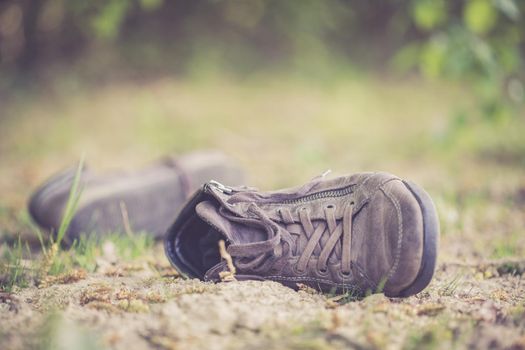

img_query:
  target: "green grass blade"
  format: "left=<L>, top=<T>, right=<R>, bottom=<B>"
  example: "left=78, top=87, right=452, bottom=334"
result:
left=56, top=155, right=85, bottom=246
left=33, top=225, right=47, bottom=255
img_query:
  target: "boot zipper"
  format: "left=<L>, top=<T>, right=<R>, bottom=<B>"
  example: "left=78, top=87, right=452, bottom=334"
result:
left=281, top=184, right=356, bottom=204
left=206, top=180, right=356, bottom=203
left=206, top=180, right=234, bottom=194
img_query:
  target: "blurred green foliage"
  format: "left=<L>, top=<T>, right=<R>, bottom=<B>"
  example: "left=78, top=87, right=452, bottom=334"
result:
left=397, top=0, right=524, bottom=121
left=0, top=0, right=523, bottom=120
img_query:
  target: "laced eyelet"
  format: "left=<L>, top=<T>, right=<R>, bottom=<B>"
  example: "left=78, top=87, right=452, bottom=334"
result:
left=292, top=264, right=308, bottom=276
left=317, top=266, right=329, bottom=277
left=337, top=270, right=352, bottom=280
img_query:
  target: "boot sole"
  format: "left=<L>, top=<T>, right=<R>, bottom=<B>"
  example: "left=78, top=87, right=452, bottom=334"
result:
left=395, top=180, right=439, bottom=297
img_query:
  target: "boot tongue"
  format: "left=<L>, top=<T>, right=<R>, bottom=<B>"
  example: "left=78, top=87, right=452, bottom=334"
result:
left=195, top=200, right=267, bottom=281
left=195, top=200, right=266, bottom=245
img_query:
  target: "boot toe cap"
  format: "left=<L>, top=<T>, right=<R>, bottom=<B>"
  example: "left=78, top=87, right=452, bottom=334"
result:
left=380, top=179, right=426, bottom=296
left=353, top=178, right=429, bottom=296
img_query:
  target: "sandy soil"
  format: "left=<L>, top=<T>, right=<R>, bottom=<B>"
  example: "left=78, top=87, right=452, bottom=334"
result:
left=1, top=251, right=524, bottom=350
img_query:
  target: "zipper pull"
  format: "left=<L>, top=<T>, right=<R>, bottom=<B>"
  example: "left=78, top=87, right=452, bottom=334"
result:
left=206, top=180, right=233, bottom=194
left=321, top=169, right=332, bottom=177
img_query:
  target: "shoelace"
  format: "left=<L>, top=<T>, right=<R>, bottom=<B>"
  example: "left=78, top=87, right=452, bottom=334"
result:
left=225, top=202, right=354, bottom=276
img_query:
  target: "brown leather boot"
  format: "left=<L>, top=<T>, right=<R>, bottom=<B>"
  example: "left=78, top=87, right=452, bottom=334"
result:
left=164, top=172, right=439, bottom=297
left=28, top=151, right=245, bottom=242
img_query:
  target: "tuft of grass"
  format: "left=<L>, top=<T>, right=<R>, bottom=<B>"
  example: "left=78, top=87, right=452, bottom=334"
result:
left=42, top=231, right=155, bottom=277
left=437, top=274, right=463, bottom=297
left=1, top=156, right=156, bottom=291
left=1, top=158, right=85, bottom=290
left=70, top=232, right=154, bottom=272
left=324, top=286, right=363, bottom=305
left=0, top=236, right=32, bottom=291
left=69, top=234, right=99, bottom=273
left=38, top=157, right=85, bottom=280
left=491, top=231, right=522, bottom=259
left=375, top=276, right=387, bottom=294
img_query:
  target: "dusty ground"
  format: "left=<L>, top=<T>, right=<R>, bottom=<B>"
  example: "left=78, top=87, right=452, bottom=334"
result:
left=1, top=76, right=524, bottom=349
left=1, top=256, right=525, bottom=350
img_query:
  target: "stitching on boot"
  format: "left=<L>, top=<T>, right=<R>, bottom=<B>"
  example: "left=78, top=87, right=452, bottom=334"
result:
left=380, top=187, right=403, bottom=281
left=266, top=275, right=359, bottom=289
left=265, top=262, right=375, bottom=289
left=359, top=172, right=375, bottom=189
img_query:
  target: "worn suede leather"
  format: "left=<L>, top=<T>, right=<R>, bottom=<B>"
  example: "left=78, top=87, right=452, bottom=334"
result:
left=165, top=172, right=435, bottom=297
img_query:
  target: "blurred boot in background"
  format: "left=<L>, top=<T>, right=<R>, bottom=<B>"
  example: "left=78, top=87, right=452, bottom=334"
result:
left=28, top=151, right=245, bottom=243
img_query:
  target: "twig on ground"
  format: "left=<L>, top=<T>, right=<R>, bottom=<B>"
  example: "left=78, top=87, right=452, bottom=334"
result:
left=218, top=240, right=237, bottom=282
left=120, top=201, right=134, bottom=238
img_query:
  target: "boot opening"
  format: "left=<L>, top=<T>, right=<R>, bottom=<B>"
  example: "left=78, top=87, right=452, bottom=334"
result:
left=177, top=214, right=224, bottom=277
